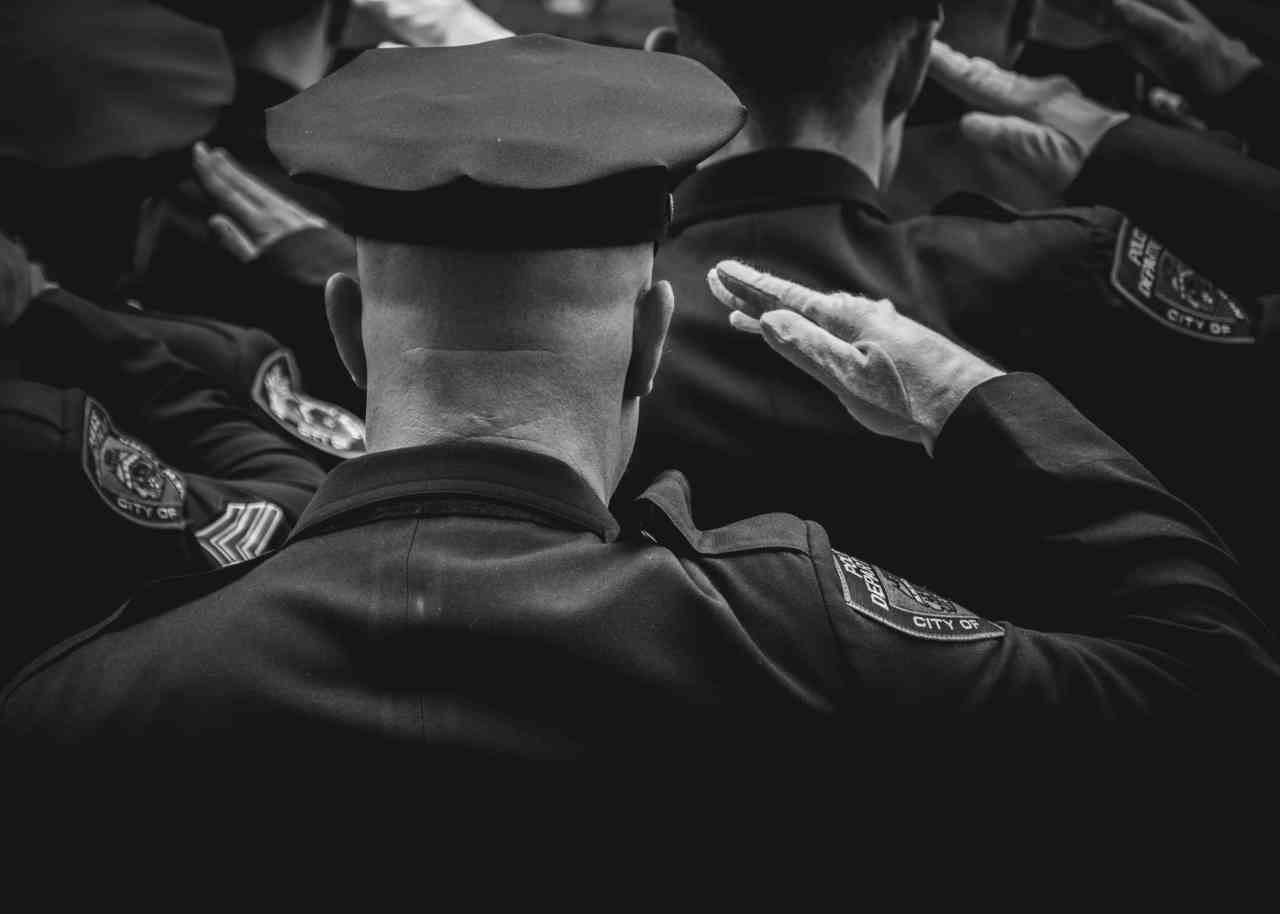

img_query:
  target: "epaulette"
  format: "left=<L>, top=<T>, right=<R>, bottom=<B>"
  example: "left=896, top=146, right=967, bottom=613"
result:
left=624, top=470, right=812, bottom=557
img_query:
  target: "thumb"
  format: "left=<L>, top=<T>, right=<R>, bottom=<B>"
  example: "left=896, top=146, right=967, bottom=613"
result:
left=758, top=310, right=861, bottom=395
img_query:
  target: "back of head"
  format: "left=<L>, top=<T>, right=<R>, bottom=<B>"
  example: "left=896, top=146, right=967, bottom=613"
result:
left=355, top=240, right=653, bottom=383
left=266, top=36, right=745, bottom=479
left=672, top=0, right=941, bottom=141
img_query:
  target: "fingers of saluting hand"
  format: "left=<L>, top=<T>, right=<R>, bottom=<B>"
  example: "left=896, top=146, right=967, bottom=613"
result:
left=193, top=142, right=325, bottom=237
left=193, top=142, right=266, bottom=230
left=208, top=214, right=259, bottom=262
left=707, top=260, right=878, bottom=392
left=708, top=260, right=874, bottom=339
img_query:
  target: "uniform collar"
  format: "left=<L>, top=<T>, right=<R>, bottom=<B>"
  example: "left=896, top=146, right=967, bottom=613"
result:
left=291, top=441, right=621, bottom=543
left=671, top=148, right=886, bottom=235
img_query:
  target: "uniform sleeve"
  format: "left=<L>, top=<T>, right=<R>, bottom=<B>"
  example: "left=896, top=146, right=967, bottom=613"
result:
left=810, top=373, right=1280, bottom=722
left=132, top=183, right=362, bottom=412
left=1068, top=116, right=1280, bottom=302
left=0, top=377, right=314, bottom=680
left=1212, top=60, right=1280, bottom=171
left=6, top=288, right=325, bottom=499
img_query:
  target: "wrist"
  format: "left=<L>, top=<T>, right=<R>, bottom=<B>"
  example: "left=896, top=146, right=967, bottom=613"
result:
left=922, top=365, right=1006, bottom=455
left=1040, top=94, right=1131, bottom=157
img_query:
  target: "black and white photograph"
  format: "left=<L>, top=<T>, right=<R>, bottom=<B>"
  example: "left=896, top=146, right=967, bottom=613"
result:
left=3, top=0, right=1279, bottom=830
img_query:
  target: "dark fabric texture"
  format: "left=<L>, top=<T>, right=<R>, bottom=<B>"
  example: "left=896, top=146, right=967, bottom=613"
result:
left=111, top=307, right=351, bottom=468
left=3, top=376, right=1275, bottom=771
left=0, top=287, right=324, bottom=681
left=1209, top=60, right=1280, bottom=171
left=0, top=0, right=233, bottom=167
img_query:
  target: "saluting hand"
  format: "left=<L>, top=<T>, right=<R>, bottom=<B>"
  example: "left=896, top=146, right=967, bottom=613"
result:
left=193, top=142, right=329, bottom=263
left=929, top=40, right=1130, bottom=191
left=708, top=261, right=1003, bottom=454
left=1112, top=0, right=1262, bottom=98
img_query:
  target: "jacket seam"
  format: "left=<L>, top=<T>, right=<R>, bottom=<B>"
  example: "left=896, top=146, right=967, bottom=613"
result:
left=803, top=521, right=858, bottom=700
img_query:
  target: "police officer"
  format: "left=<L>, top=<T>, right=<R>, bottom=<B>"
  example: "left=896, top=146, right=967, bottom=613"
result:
left=0, top=233, right=325, bottom=682
left=3, top=38, right=1275, bottom=775
left=624, top=0, right=1280, bottom=609
left=887, top=0, right=1065, bottom=218
left=132, top=1, right=364, bottom=413
left=0, top=0, right=234, bottom=304
left=0, top=1, right=363, bottom=464
left=127, top=144, right=368, bottom=466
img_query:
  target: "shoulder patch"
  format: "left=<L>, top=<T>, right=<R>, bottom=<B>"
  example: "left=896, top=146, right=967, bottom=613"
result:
left=832, top=550, right=1003, bottom=643
left=1111, top=220, right=1255, bottom=344
left=252, top=350, right=366, bottom=459
left=195, top=501, right=285, bottom=568
left=81, top=398, right=187, bottom=529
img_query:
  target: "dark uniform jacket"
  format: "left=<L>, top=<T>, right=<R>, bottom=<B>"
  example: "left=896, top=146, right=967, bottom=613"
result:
left=130, top=67, right=362, bottom=413
left=4, top=375, right=1276, bottom=766
left=115, top=308, right=366, bottom=467
left=625, top=146, right=1280, bottom=607
left=0, top=287, right=325, bottom=680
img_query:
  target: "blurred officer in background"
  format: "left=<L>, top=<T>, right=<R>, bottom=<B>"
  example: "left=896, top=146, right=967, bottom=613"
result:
left=0, top=1, right=363, bottom=465
left=887, top=0, right=1064, bottom=217
left=0, top=232, right=324, bottom=683
left=626, top=0, right=1280, bottom=609
left=0, top=0, right=234, bottom=303
left=4, top=39, right=1275, bottom=781
left=134, top=1, right=364, bottom=414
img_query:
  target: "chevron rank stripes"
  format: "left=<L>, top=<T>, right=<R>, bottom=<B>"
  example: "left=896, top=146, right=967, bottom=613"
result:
left=195, top=501, right=285, bottom=568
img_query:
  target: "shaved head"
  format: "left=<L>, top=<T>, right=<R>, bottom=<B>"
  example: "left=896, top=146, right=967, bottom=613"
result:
left=327, top=240, right=674, bottom=499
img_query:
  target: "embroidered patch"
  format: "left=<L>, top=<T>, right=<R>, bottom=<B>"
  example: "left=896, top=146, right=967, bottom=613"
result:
left=195, top=501, right=284, bottom=567
left=832, top=551, right=1003, bottom=643
left=252, top=350, right=366, bottom=459
left=1111, top=221, right=1255, bottom=343
left=82, top=398, right=187, bottom=529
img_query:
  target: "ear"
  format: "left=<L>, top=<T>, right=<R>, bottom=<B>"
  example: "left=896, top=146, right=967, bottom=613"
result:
left=625, top=280, right=675, bottom=399
left=643, top=26, right=679, bottom=54
left=886, top=13, right=944, bottom=121
left=325, top=272, right=367, bottom=389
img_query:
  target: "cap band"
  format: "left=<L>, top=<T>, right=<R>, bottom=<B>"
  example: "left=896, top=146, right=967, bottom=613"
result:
left=330, top=169, right=676, bottom=248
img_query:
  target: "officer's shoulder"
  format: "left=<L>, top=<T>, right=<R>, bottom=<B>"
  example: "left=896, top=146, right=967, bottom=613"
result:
left=1, top=555, right=268, bottom=706
left=624, top=470, right=814, bottom=558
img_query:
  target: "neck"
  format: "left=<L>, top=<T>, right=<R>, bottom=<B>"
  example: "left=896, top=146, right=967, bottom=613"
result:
left=702, top=100, right=891, bottom=188
left=364, top=355, right=625, bottom=506
left=234, top=9, right=332, bottom=92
